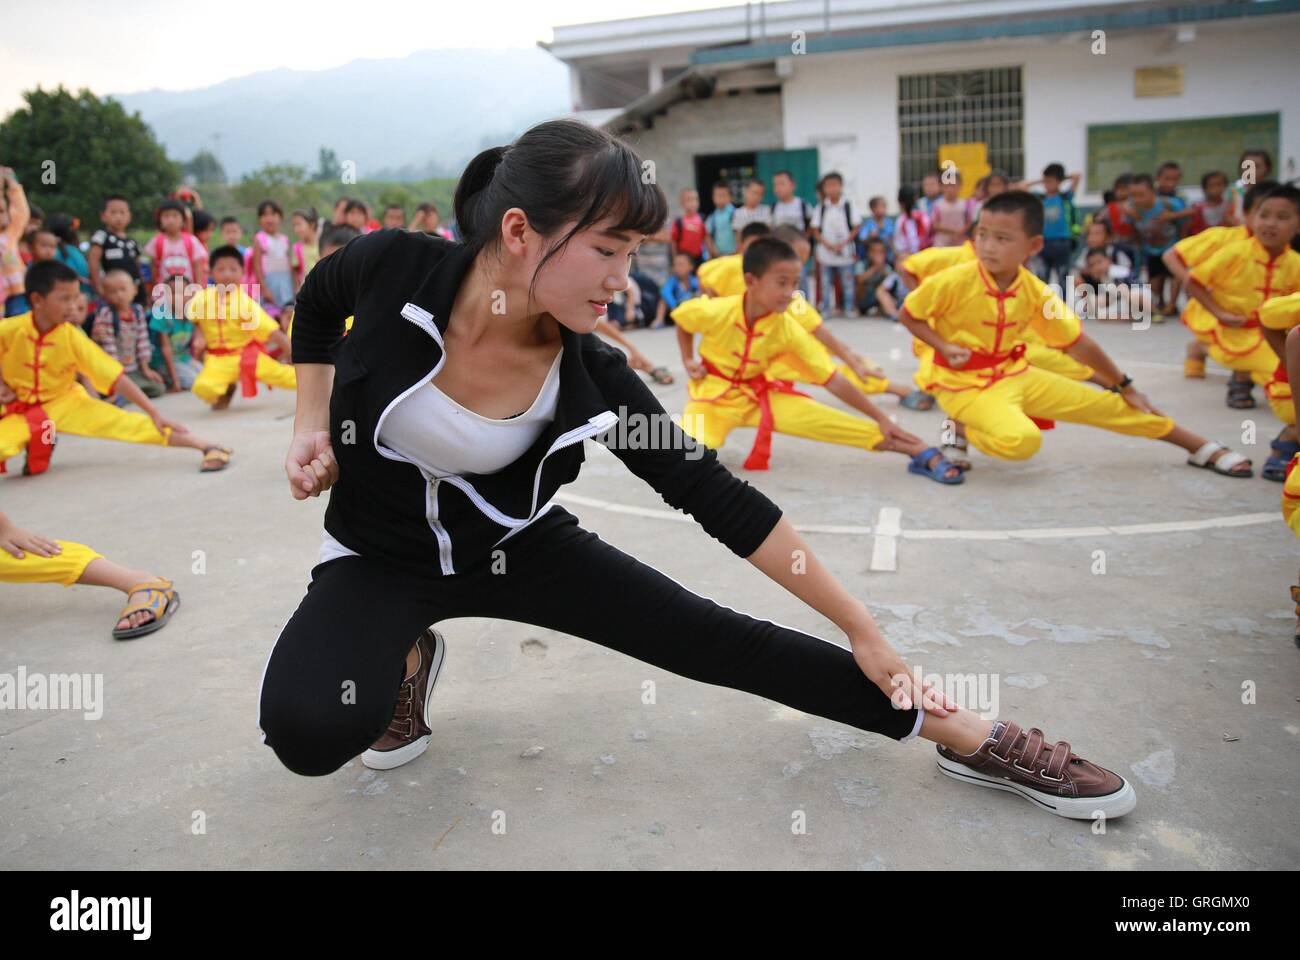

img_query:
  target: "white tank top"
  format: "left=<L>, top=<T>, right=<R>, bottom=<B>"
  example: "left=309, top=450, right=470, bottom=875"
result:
left=318, top=347, right=563, bottom=564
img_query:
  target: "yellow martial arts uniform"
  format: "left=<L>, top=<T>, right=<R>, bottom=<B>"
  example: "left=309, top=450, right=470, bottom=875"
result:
left=1283, top=455, right=1300, bottom=539
left=0, top=312, right=171, bottom=474
left=1259, top=291, right=1300, bottom=424
left=697, top=255, right=745, bottom=297
left=767, top=296, right=890, bottom=394
left=902, top=242, right=1091, bottom=389
left=0, top=540, right=102, bottom=585
left=672, top=293, right=883, bottom=470
left=903, top=261, right=1173, bottom=461
left=1184, top=237, right=1300, bottom=384
left=1171, top=224, right=1251, bottom=271
left=186, top=286, right=297, bottom=405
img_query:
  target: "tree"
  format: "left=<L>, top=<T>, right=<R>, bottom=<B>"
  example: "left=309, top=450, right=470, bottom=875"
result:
left=234, top=163, right=309, bottom=208
left=0, top=86, right=179, bottom=236
left=313, top=147, right=341, bottom=183
left=183, top=149, right=226, bottom=185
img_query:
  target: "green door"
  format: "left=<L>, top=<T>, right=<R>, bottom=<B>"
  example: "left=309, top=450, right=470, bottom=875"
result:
left=755, top=148, right=820, bottom=204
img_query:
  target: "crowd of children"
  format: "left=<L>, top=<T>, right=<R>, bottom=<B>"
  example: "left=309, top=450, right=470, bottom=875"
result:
left=3, top=151, right=1299, bottom=644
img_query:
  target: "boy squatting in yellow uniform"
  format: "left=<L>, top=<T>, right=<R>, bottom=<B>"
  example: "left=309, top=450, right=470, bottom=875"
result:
left=187, top=287, right=297, bottom=405
left=900, top=240, right=1095, bottom=392
left=896, top=191, right=1253, bottom=476
left=0, top=511, right=180, bottom=639
left=1181, top=186, right=1300, bottom=413
left=671, top=237, right=968, bottom=483
left=187, top=247, right=297, bottom=407
left=696, top=249, right=900, bottom=399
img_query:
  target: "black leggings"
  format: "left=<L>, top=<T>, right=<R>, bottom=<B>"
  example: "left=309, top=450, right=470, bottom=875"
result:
left=258, top=507, right=921, bottom=776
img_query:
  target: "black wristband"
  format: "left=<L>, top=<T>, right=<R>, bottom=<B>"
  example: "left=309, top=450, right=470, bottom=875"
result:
left=1108, top=374, right=1133, bottom=393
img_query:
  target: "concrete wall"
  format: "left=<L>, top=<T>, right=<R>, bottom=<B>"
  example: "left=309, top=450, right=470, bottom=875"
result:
left=781, top=14, right=1300, bottom=208
left=617, top=88, right=785, bottom=213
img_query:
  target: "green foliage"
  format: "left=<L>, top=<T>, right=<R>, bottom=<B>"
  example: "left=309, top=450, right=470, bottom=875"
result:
left=182, top=149, right=226, bottom=184
left=0, top=85, right=179, bottom=235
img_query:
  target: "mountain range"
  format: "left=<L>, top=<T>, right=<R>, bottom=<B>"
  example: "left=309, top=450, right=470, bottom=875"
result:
left=113, top=47, right=571, bottom=181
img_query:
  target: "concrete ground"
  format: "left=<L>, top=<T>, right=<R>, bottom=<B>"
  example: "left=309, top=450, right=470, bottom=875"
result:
left=2, top=317, right=1297, bottom=870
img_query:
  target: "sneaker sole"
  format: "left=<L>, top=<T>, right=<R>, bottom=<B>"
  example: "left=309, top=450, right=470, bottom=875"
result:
left=936, top=753, right=1137, bottom=820
left=361, top=629, right=447, bottom=771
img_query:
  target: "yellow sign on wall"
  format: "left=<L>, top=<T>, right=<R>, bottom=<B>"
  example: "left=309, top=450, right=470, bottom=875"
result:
left=938, top=142, right=990, bottom=198
left=1135, top=65, right=1184, bottom=98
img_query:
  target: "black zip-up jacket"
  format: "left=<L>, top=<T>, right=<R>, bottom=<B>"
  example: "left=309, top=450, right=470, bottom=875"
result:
left=290, top=228, right=783, bottom=576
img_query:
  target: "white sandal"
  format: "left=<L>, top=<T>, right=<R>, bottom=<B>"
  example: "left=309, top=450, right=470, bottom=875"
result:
left=1187, top=441, right=1253, bottom=478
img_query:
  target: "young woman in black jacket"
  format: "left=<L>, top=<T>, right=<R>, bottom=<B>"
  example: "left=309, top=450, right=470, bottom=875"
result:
left=259, top=120, right=1135, bottom=821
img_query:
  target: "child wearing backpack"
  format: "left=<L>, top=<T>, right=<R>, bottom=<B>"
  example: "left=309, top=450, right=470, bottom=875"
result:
left=1015, top=163, right=1080, bottom=287
left=669, top=190, right=706, bottom=268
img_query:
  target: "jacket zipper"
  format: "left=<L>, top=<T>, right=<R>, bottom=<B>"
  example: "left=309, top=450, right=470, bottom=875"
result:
left=374, top=302, right=456, bottom=574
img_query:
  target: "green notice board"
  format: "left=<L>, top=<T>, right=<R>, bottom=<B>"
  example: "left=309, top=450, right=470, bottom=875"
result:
left=1086, top=113, right=1279, bottom=194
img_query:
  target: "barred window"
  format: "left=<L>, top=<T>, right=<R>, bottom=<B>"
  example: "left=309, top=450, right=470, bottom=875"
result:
left=898, top=67, right=1024, bottom=186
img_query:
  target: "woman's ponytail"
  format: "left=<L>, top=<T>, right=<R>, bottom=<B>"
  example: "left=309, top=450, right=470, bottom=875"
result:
left=453, top=145, right=507, bottom=251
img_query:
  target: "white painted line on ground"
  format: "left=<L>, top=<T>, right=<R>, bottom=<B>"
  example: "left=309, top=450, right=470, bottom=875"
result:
left=869, top=507, right=901, bottom=572
left=553, top=492, right=1277, bottom=541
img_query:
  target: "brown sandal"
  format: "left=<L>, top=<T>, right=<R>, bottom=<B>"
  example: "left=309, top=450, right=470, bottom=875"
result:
left=200, top=446, right=232, bottom=472
left=112, top=578, right=180, bottom=639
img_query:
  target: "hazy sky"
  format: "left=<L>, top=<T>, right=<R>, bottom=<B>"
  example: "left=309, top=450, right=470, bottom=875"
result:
left=0, top=0, right=737, bottom=115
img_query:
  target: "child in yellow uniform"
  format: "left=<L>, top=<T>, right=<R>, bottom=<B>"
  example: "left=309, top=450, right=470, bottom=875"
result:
left=1259, top=289, right=1300, bottom=480
left=188, top=245, right=297, bottom=408
left=1278, top=324, right=1300, bottom=646
left=1185, top=185, right=1300, bottom=413
left=898, top=191, right=1252, bottom=476
left=673, top=237, right=967, bottom=483
left=0, top=511, right=180, bottom=638
left=0, top=261, right=230, bottom=474
left=1166, top=179, right=1276, bottom=378
left=695, top=221, right=771, bottom=296
left=763, top=225, right=928, bottom=408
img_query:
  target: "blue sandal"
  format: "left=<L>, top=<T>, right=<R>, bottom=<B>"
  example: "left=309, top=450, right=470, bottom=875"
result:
left=900, top=390, right=936, bottom=411
left=907, top=446, right=965, bottom=484
left=1263, top=438, right=1299, bottom=483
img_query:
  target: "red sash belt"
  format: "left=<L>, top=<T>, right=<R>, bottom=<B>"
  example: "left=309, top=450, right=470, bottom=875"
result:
left=929, top=341, right=1054, bottom=429
left=207, top=341, right=268, bottom=397
left=701, top=358, right=810, bottom=471
left=1272, top=362, right=1289, bottom=385
left=932, top=341, right=1027, bottom=371
left=1, top=401, right=54, bottom=474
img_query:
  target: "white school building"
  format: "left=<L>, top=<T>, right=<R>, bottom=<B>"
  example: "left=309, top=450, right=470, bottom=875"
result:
left=541, top=0, right=1300, bottom=213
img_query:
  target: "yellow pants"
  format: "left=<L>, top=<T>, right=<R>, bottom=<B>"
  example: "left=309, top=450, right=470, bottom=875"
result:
left=936, top=366, right=1175, bottom=461
left=0, top=540, right=103, bottom=585
left=192, top=352, right=298, bottom=405
left=1267, top=378, right=1294, bottom=425
left=682, top=390, right=884, bottom=453
left=0, top=383, right=171, bottom=467
left=1283, top=456, right=1300, bottom=539
left=1204, top=335, right=1276, bottom=384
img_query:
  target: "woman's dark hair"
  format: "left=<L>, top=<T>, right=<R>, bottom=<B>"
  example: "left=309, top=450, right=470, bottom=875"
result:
left=453, top=119, right=668, bottom=295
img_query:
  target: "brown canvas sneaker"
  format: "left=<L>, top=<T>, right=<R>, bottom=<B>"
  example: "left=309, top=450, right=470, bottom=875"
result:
left=362, top=628, right=447, bottom=771
left=936, top=720, right=1136, bottom=820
